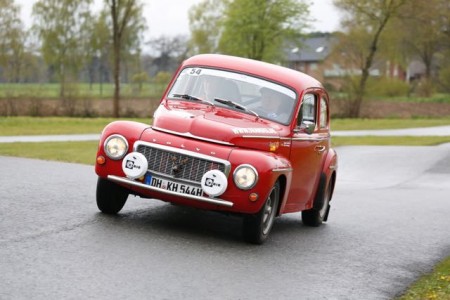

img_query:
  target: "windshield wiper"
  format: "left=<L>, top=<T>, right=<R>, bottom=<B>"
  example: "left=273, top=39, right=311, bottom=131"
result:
left=214, top=98, right=259, bottom=118
left=172, top=94, right=214, bottom=106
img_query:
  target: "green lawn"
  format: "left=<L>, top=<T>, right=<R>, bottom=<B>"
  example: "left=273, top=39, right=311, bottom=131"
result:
left=0, top=141, right=99, bottom=165
left=0, top=117, right=150, bottom=136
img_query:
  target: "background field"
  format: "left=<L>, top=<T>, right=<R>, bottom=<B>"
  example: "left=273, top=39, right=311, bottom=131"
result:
left=0, top=83, right=167, bottom=99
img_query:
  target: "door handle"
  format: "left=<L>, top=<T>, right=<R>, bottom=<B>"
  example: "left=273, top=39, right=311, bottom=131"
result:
left=315, top=145, right=326, bottom=153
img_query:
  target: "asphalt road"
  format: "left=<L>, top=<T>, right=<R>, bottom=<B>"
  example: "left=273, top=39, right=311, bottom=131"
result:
left=1, top=144, right=450, bottom=300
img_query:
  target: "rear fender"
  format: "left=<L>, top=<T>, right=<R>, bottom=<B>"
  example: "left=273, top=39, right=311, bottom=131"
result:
left=321, top=148, right=338, bottom=200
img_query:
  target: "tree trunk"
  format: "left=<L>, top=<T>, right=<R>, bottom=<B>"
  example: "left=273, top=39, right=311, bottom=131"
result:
left=111, top=0, right=120, bottom=118
left=113, top=44, right=120, bottom=118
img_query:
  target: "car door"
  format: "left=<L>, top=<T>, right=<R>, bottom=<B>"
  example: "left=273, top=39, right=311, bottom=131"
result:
left=284, top=92, right=329, bottom=212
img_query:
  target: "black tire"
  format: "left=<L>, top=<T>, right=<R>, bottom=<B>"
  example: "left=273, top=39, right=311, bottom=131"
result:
left=96, top=177, right=129, bottom=214
left=302, top=177, right=331, bottom=227
left=243, top=181, right=280, bottom=244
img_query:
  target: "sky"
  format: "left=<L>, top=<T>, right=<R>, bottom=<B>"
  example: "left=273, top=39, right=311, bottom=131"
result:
left=17, top=0, right=341, bottom=39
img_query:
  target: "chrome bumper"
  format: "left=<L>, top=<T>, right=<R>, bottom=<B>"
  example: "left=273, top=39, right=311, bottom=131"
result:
left=107, top=175, right=234, bottom=208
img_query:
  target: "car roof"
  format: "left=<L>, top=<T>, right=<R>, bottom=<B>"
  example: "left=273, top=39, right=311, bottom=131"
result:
left=181, top=54, right=323, bottom=93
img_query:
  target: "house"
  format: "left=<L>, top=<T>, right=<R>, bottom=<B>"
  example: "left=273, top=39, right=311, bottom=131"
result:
left=284, top=34, right=423, bottom=90
left=285, top=34, right=336, bottom=83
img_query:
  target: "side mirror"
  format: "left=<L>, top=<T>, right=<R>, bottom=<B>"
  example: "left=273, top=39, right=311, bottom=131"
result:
left=299, top=121, right=315, bottom=135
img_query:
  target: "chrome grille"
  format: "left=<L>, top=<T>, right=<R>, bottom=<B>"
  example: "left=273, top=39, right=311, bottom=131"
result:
left=136, top=144, right=227, bottom=184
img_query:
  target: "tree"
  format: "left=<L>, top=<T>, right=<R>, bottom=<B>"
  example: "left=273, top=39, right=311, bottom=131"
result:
left=105, top=0, right=146, bottom=118
left=395, top=0, right=450, bottom=96
left=33, top=0, right=93, bottom=97
left=188, top=0, right=225, bottom=54
left=188, top=0, right=310, bottom=62
left=0, top=0, right=26, bottom=83
left=219, top=0, right=310, bottom=62
left=333, top=0, right=407, bottom=117
left=439, top=3, right=450, bottom=92
left=87, top=11, right=112, bottom=94
left=148, top=35, right=189, bottom=73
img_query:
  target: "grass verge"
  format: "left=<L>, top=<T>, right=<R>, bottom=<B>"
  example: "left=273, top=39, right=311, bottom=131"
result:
left=0, top=141, right=99, bottom=165
left=0, top=117, right=149, bottom=136
left=397, top=256, right=450, bottom=300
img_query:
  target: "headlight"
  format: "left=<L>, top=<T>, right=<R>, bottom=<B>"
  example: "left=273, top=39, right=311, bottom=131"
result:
left=104, top=134, right=128, bottom=160
left=233, top=164, right=258, bottom=190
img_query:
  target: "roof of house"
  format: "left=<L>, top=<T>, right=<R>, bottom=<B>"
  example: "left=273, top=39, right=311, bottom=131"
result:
left=287, top=35, right=336, bottom=63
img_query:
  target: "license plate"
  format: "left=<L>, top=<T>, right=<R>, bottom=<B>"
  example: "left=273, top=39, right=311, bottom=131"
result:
left=144, top=174, right=203, bottom=197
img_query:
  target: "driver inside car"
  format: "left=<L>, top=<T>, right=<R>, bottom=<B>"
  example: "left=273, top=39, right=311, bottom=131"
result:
left=259, top=87, right=289, bottom=122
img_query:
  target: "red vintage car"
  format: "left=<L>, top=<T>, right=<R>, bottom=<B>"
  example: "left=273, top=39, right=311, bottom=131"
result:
left=95, top=54, right=338, bottom=244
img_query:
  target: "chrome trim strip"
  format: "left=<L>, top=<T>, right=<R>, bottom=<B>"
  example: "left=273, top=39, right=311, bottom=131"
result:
left=292, top=136, right=329, bottom=142
left=272, top=168, right=293, bottom=173
left=152, top=126, right=234, bottom=146
left=241, top=135, right=280, bottom=139
left=108, top=175, right=234, bottom=207
left=133, top=140, right=232, bottom=176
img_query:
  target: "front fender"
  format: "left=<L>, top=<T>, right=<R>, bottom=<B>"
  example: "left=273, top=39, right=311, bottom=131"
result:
left=227, top=149, right=292, bottom=214
left=95, top=121, right=151, bottom=178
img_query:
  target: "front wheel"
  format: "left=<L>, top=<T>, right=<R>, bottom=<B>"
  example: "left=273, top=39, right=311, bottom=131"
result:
left=96, top=177, right=129, bottom=214
left=243, top=181, right=280, bottom=244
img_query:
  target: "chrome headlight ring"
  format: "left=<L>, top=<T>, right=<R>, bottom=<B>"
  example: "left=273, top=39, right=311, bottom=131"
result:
left=104, top=134, right=129, bottom=160
left=233, top=164, right=258, bottom=190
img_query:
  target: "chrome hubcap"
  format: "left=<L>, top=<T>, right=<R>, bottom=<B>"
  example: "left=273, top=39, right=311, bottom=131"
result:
left=262, top=189, right=275, bottom=235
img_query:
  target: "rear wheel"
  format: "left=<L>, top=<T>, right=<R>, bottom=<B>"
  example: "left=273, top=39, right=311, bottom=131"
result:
left=302, top=180, right=330, bottom=227
left=96, top=177, right=129, bottom=214
left=243, top=181, right=280, bottom=244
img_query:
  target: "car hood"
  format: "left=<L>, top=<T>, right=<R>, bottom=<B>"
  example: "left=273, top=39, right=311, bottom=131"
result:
left=150, top=101, right=287, bottom=148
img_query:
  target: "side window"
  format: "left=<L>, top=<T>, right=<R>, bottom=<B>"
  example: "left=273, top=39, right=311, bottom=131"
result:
left=297, top=93, right=317, bottom=127
left=320, top=96, right=328, bottom=129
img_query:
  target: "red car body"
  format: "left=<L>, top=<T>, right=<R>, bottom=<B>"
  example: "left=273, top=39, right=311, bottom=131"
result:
left=95, top=54, right=337, bottom=244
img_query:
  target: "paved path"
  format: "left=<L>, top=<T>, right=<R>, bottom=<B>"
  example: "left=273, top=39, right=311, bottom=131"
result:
left=332, top=125, right=450, bottom=137
left=0, top=126, right=449, bottom=143
left=0, top=134, right=100, bottom=143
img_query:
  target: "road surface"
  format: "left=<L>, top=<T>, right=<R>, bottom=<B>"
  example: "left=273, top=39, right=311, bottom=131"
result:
left=1, top=144, right=450, bottom=299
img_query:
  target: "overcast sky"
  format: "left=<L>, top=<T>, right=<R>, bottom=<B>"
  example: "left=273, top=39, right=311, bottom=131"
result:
left=17, top=0, right=341, bottom=38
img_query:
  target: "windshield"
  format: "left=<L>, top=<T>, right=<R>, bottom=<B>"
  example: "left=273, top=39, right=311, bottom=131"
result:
left=167, top=67, right=297, bottom=125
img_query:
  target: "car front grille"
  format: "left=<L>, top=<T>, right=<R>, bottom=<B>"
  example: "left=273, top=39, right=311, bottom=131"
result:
left=135, top=143, right=228, bottom=184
